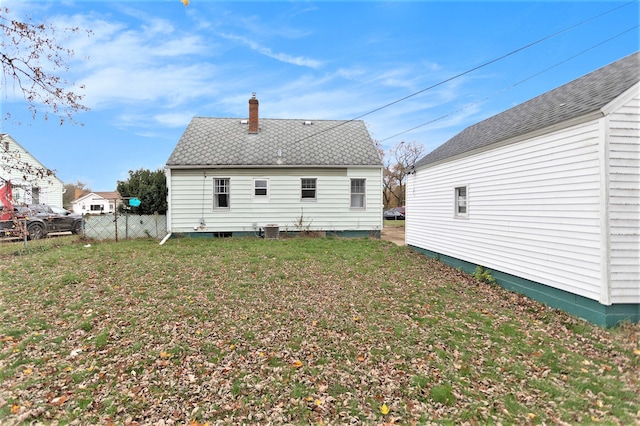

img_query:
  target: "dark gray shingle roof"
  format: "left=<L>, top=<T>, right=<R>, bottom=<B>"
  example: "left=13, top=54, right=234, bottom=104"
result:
left=415, top=51, right=640, bottom=168
left=166, top=118, right=382, bottom=167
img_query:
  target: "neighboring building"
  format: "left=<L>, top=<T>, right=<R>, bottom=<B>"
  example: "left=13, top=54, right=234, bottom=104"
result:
left=165, top=95, right=383, bottom=237
left=0, top=134, right=64, bottom=207
left=406, top=52, right=639, bottom=327
left=71, top=191, right=122, bottom=215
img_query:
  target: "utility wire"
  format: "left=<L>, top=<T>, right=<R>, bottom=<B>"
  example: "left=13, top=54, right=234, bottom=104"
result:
left=294, top=0, right=636, bottom=144
left=378, top=25, right=640, bottom=143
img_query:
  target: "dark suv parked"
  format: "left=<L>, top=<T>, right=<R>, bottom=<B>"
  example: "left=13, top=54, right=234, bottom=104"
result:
left=2, top=204, right=84, bottom=240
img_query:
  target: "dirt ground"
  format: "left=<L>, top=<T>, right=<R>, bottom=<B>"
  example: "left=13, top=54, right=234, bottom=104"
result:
left=381, top=225, right=405, bottom=246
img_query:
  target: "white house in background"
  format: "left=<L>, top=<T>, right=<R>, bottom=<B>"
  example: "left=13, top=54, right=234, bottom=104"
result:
left=165, top=95, right=383, bottom=237
left=406, top=52, right=639, bottom=327
left=0, top=134, right=64, bottom=207
left=71, top=191, right=121, bottom=215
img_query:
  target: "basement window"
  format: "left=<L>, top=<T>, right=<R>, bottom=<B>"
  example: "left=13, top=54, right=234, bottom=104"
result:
left=455, top=185, right=468, bottom=218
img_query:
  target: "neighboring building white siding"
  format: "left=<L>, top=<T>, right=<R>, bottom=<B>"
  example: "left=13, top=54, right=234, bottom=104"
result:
left=607, top=91, right=640, bottom=304
left=71, top=194, right=119, bottom=215
left=168, top=167, right=382, bottom=234
left=0, top=134, right=63, bottom=207
left=407, top=120, right=604, bottom=301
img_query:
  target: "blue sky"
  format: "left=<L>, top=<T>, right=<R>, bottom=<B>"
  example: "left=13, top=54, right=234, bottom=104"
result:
left=1, top=1, right=638, bottom=191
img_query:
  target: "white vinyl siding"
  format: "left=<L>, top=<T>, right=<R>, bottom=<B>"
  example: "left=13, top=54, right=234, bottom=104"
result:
left=168, top=167, right=382, bottom=233
left=407, top=120, right=604, bottom=301
left=0, top=135, right=64, bottom=207
left=607, top=91, right=640, bottom=304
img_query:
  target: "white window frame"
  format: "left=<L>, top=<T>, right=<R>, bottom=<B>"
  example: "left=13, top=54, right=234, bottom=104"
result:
left=253, top=178, right=269, bottom=199
left=454, top=185, right=468, bottom=218
left=214, top=178, right=230, bottom=209
left=350, top=178, right=366, bottom=209
left=301, top=178, right=317, bottom=201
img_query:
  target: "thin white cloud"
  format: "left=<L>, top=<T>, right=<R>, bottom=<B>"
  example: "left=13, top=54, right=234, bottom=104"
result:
left=218, top=32, right=324, bottom=69
left=152, top=112, right=195, bottom=128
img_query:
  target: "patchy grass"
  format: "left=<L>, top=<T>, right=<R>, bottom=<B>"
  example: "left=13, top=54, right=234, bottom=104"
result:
left=383, top=219, right=405, bottom=228
left=0, top=237, right=638, bottom=425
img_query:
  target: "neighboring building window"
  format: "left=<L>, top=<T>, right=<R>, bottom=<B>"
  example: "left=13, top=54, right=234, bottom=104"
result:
left=455, top=186, right=468, bottom=217
left=90, top=204, right=102, bottom=212
left=253, top=179, right=269, bottom=197
left=301, top=178, right=317, bottom=200
left=214, top=178, right=230, bottom=208
left=350, top=179, right=366, bottom=209
left=31, top=187, right=40, bottom=204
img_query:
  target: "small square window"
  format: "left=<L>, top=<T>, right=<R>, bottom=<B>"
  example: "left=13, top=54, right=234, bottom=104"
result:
left=254, top=179, right=269, bottom=197
left=455, top=186, right=468, bottom=217
left=301, top=178, right=317, bottom=200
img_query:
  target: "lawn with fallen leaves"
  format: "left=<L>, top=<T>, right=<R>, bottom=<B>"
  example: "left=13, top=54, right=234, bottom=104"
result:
left=0, top=236, right=638, bottom=425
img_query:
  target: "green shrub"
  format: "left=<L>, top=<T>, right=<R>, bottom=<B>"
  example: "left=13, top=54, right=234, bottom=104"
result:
left=472, top=266, right=496, bottom=284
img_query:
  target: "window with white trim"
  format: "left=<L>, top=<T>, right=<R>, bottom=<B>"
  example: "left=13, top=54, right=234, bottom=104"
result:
left=350, top=178, right=366, bottom=209
left=253, top=178, right=269, bottom=198
left=301, top=178, right=317, bottom=200
left=214, top=178, right=230, bottom=208
left=455, top=185, right=468, bottom=217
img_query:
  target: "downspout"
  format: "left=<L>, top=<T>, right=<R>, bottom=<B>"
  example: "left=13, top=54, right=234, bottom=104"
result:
left=160, top=232, right=172, bottom=245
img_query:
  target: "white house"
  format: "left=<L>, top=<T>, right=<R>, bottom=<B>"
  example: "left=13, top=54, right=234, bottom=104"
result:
left=71, top=191, right=121, bottom=215
left=0, top=134, right=64, bottom=207
left=406, top=52, right=639, bottom=327
left=165, top=95, right=383, bottom=237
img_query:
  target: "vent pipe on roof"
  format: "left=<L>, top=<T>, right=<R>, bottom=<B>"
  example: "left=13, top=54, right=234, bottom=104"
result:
left=248, top=93, right=259, bottom=134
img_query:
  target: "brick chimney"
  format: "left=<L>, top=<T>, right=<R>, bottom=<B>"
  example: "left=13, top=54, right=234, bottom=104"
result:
left=248, top=93, right=259, bottom=134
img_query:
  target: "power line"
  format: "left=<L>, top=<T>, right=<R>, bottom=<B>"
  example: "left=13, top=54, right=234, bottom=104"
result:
left=294, top=0, right=636, bottom=144
left=379, top=25, right=640, bottom=144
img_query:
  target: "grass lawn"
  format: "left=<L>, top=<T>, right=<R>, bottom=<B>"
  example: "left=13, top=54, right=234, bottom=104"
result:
left=0, top=236, right=638, bottom=425
left=383, top=219, right=405, bottom=228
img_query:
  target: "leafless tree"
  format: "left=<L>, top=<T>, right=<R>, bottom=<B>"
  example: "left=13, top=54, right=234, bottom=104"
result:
left=63, top=181, right=91, bottom=208
left=1, top=7, right=91, bottom=125
left=384, top=141, right=425, bottom=208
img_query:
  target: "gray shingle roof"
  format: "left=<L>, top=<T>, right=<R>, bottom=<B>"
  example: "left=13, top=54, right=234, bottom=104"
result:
left=415, top=51, right=640, bottom=168
left=166, top=118, right=382, bottom=167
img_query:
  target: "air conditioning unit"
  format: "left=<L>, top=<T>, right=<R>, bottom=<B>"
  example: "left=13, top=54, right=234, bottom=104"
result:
left=264, top=224, right=279, bottom=239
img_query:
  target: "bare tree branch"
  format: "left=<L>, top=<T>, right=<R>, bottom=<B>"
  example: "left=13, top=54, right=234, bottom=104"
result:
left=384, top=141, right=425, bottom=207
left=0, top=7, right=91, bottom=125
